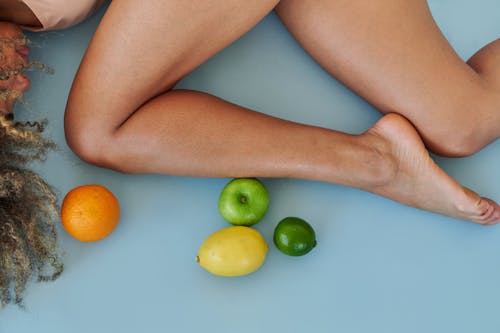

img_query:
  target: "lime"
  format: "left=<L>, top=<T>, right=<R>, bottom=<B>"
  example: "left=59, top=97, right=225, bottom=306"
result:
left=273, top=217, right=317, bottom=256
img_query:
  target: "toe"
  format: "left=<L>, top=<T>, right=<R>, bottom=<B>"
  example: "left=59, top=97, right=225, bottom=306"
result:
left=475, top=198, right=500, bottom=225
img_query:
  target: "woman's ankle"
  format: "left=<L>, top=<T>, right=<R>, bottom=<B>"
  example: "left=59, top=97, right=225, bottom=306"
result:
left=353, top=129, right=398, bottom=189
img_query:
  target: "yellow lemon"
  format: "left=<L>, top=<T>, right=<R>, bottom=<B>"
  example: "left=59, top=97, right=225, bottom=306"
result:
left=197, top=226, right=268, bottom=277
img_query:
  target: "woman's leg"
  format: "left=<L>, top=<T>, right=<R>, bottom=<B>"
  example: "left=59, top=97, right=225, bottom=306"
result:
left=65, top=0, right=500, bottom=224
left=276, top=0, right=500, bottom=156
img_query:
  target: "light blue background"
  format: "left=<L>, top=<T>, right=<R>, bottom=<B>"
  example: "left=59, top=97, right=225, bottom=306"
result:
left=2, top=2, right=500, bottom=332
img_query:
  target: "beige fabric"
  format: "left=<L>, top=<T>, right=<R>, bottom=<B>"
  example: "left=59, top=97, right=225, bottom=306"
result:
left=21, top=0, right=106, bottom=31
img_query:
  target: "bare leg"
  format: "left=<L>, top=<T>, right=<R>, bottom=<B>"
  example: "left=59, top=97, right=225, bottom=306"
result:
left=65, top=0, right=500, bottom=224
left=276, top=0, right=500, bottom=156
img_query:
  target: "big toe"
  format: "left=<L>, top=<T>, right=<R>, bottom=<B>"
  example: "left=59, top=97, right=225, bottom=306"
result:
left=475, top=198, right=500, bottom=225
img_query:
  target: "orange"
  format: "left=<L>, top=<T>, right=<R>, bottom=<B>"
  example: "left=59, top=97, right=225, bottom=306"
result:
left=61, top=184, right=120, bottom=242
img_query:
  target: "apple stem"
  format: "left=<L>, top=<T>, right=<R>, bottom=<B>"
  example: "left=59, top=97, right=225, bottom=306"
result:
left=240, top=196, right=247, bottom=204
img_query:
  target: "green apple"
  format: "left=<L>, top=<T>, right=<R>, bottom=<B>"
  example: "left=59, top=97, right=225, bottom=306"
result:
left=218, top=178, right=270, bottom=226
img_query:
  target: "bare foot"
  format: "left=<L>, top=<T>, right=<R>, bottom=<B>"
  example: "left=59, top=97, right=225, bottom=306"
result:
left=362, top=113, right=500, bottom=225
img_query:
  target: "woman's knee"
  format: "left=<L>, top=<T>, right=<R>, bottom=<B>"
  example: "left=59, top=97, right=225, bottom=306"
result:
left=424, top=128, right=485, bottom=157
left=467, top=39, right=500, bottom=86
left=419, top=91, right=499, bottom=157
left=64, top=105, right=116, bottom=168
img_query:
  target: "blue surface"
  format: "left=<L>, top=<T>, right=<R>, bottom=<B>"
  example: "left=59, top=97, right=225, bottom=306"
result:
left=2, top=2, right=500, bottom=332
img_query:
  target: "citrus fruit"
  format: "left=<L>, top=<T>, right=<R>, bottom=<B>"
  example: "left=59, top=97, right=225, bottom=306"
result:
left=197, top=226, right=268, bottom=276
left=273, top=217, right=317, bottom=256
left=218, top=178, right=270, bottom=226
left=61, top=184, right=120, bottom=242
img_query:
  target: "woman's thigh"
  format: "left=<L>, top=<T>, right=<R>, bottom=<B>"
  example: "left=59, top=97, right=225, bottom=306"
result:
left=66, top=0, right=279, bottom=131
left=276, top=0, right=498, bottom=155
